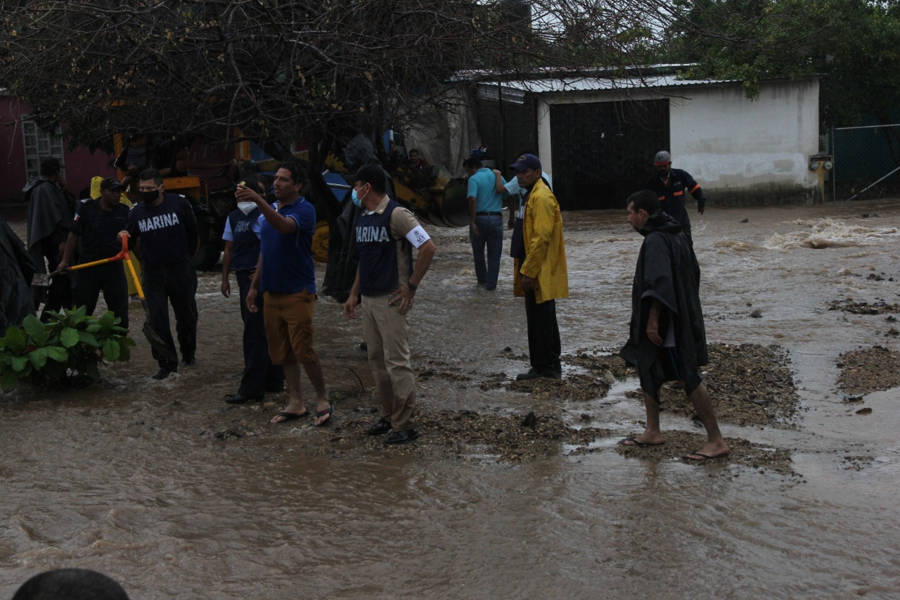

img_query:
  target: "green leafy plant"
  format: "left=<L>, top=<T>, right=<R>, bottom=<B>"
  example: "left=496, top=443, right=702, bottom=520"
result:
left=0, top=307, right=135, bottom=390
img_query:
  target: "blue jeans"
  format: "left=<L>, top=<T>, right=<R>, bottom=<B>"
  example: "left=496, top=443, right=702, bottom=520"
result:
left=470, top=214, right=503, bottom=290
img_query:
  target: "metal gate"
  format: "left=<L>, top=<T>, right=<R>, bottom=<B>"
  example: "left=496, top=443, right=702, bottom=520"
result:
left=550, top=99, right=669, bottom=210
left=831, top=122, right=900, bottom=201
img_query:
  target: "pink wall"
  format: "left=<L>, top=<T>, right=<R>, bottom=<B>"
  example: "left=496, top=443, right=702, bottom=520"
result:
left=0, top=95, right=116, bottom=204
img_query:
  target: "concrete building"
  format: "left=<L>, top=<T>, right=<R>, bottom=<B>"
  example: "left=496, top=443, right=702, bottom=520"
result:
left=431, top=67, right=822, bottom=210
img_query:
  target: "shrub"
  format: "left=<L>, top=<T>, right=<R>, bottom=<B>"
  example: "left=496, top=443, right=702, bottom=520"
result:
left=0, top=308, right=135, bottom=390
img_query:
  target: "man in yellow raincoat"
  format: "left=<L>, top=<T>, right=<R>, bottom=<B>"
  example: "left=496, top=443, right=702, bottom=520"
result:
left=509, top=153, right=568, bottom=380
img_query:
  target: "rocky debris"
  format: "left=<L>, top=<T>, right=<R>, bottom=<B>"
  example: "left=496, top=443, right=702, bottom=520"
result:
left=659, top=344, right=800, bottom=426
left=866, top=272, right=893, bottom=281
left=325, top=410, right=572, bottom=461
left=210, top=406, right=797, bottom=475
left=208, top=343, right=802, bottom=473
left=564, top=350, right=634, bottom=380
left=828, top=298, right=900, bottom=315
left=607, top=431, right=795, bottom=476
left=837, top=346, right=900, bottom=395
left=842, top=455, right=874, bottom=471
left=508, top=374, right=610, bottom=402
left=213, top=424, right=250, bottom=440
left=418, top=359, right=472, bottom=382
left=750, top=309, right=763, bottom=318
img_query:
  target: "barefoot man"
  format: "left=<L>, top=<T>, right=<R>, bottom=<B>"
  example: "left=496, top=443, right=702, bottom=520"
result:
left=620, top=190, right=728, bottom=461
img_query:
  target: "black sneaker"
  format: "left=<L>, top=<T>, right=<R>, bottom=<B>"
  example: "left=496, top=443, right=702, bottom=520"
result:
left=224, top=393, right=262, bottom=404
left=181, top=356, right=196, bottom=366
left=367, top=417, right=391, bottom=436
left=385, top=429, right=419, bottom=445
left=515, top=369, right=541, bottom=381
left=152, top=367, right=174, bottom=380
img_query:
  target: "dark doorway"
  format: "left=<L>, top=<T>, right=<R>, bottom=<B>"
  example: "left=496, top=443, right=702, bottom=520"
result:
left=475, top=88, right=538, bottom=171
left=550, top=99, right=669, bottom=210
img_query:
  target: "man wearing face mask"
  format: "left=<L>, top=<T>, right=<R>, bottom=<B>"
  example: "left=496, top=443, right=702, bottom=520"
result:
left=343, top=163, right=436, bottom=445
left=220, top=176, right=284, bottom=403
left=646, top=150, right=707, bottom=247
left=120, top=168, right=198, bottom=379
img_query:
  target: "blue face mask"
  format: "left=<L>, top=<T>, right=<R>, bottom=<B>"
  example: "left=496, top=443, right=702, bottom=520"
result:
left=351, top=188, right=362, bottom=207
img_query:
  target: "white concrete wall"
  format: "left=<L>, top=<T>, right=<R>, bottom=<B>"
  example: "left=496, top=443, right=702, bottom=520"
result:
left=535, top=78, right=820, bottom=196
left=669, top=79, right=820, bottom=191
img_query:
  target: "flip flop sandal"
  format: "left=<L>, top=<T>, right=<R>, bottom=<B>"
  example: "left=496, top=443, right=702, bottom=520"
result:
left=272, top=410, right=308, bottom=424
left=618, top=436, right=664, bottom=447
left=314, top=403, right=334, bottom=427
left=682, top=451, right=729, bottom=462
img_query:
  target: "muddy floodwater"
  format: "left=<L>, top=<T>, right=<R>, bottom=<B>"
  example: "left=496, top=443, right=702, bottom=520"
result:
left=2, top=200, right=899, bottom=599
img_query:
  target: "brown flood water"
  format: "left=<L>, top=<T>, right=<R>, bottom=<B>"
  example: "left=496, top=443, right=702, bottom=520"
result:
left=2, top=200, right=899, bottom=599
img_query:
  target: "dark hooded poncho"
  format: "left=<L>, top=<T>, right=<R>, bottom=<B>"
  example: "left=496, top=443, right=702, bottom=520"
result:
left=620, top=210, right=708, bottom=400
left=24, top=177, right=73, bottom=273
left=0, top=217, right=36, bottom=332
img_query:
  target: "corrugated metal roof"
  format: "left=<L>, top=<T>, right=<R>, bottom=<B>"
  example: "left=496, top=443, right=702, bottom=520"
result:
left=478, top=74, right=739, bottom=95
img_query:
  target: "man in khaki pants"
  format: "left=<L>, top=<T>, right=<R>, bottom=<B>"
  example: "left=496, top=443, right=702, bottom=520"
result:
left=342, top=164, right=436, bottom=445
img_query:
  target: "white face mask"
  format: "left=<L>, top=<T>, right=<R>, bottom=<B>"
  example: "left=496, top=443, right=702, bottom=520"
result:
left=237, top=201, right=256, bottom=215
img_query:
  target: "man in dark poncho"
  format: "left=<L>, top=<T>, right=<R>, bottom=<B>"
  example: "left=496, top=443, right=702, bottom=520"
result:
left=620, top=190, right=728, bottom=461
left=24, top=157, right=74, bottom=316
left=0, top=216, right=36, bottom=332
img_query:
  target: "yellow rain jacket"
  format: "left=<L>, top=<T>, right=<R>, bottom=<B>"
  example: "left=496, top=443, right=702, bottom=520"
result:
left=514, top=178, right=568, bottom=303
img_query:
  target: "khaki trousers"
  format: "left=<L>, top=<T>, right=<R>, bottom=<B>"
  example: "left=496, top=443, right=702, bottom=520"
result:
left=361, top=294, right=416, bottom=430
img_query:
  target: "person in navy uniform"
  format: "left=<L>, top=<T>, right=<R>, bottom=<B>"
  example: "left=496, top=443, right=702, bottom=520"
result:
left=220, top=177, right=284, bottom=403
left=646, top=150, right=707, bottom=246
left=58, top=177, right=130, bottom=327
left=120, top=168, right=198, bottom=379
left=342, top=163, right=437, bottom=445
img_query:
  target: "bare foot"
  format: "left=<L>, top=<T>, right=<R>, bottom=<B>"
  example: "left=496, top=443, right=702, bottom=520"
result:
left=684, top=439, right=730, bottom=462
left=618, top=431, right=664, bottom=446
left=270, top=402, right=308, bottom=424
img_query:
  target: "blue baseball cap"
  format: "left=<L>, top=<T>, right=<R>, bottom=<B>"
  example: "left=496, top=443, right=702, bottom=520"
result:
left=510, top=153, right=541, bottom=173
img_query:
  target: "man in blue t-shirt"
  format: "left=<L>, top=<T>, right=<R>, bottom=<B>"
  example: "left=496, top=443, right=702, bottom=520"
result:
left=243, top=162, right=331, bottom=426
left=122, top=168, right=198, bottom=380
left=464, top=156, right=505, bottom=290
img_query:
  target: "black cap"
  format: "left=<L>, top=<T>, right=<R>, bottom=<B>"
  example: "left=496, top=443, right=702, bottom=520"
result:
left=100, top=177, right=125, bottom=191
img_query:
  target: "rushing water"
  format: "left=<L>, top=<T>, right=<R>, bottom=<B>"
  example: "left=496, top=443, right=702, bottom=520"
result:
left=2, top=200, right=899, bottom=599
